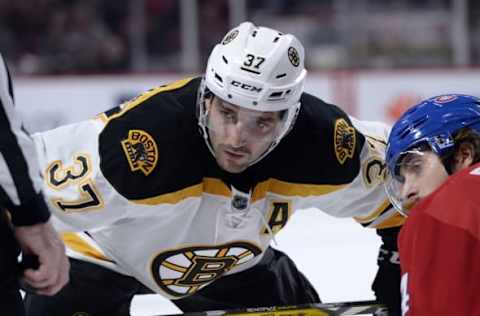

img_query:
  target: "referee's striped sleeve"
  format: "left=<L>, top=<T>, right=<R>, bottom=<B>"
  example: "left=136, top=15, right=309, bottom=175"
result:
left=0, top=54, right=50, bottom=226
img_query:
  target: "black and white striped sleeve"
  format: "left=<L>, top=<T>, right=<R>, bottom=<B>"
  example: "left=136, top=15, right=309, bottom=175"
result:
left=0, top=54, right=50, bottom=226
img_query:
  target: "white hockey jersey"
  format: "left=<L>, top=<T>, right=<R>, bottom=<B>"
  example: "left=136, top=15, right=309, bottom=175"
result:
left=33, top=77, right=402, bottom=299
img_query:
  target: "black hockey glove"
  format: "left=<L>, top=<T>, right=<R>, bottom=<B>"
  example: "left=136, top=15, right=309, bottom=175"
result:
left=372, top=226, right=401, bottom=316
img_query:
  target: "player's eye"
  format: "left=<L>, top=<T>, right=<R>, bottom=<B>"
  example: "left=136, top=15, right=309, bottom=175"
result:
left=257, top=119, right=270, bottom=129
left=399, top=158, right=424, bottom=177
left=220, top=109, right=235, bottom=121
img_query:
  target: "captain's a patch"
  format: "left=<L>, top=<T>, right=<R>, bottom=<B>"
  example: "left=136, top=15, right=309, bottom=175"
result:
left=121, top=129, right=158, bottom=176
left=334, top=118, right=356, bottom=165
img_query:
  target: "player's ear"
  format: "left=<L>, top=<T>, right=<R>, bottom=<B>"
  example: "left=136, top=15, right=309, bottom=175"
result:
left=205, top=95, right=216, bottom=111
left=452, top=142, right=475, bottom=172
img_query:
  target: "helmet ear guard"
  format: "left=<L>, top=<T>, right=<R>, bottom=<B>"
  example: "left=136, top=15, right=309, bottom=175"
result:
left=198, top=21, right=307, bottom=165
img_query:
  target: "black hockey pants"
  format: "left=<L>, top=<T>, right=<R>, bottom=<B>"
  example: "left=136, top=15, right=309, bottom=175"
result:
left=24, top=246, right=320, bottom=316
left=0, top=210, right=25, bottom=316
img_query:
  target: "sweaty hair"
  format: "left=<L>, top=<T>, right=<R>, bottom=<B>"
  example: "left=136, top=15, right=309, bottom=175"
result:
left=442, top=127, right=480, bottom=174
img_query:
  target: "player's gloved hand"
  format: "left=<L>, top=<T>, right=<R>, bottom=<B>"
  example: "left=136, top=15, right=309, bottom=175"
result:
left=372, top=227, right=402, bottom=316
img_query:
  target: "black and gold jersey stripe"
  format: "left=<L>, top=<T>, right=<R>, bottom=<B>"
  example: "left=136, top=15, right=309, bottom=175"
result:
left=99, top=77, right=364, bottom=203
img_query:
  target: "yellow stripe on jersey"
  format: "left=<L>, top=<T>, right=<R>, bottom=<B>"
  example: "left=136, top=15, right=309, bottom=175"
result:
left=131, top=178, right=231, bottom=205
left=132, top=184, right=203, bottom=205
left=188, top=286, right=200, bottom=295
left=161, top=261, right=188, bottom=273
left=252, top=179, right=347, bottom=202
left=374, top=212, right=405, bottom=229
left=353, top=198, right=405, bottom=229
left=97, top=112, right=110, bottom=124
left=184, top=251, right=195, bottom=260
left=97, top=77, right=195, bottom=124
left=354, top=198, right=390, bottom=224
left=131, top=177, right=347, bottom=205
left=228, top=308, right=331, bottom=316
left=204, top=178, right=231, bottom=196
left=217, top=248, right=229, bottom=257
left=162, top=279, right=175, bottom=285
left=62, top=232, right=114, bottom=263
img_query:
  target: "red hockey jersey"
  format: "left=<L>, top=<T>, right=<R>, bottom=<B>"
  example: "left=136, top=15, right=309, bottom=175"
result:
left=399, top=162, right=480, bottom=315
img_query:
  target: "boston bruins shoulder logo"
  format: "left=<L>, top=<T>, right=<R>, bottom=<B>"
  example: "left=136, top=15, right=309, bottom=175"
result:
left=150, top=242, right=262, bottom=298
left=121, top=129, right=158, bottom=176
left=334, top=118, right=356, bottom=165
left=222, top=30, right=239, bottom=45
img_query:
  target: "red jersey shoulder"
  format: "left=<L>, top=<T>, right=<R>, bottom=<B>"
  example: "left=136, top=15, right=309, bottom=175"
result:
left=446, top=163, right=480, bottom=189
left=434, top=162, right=480, bottom=204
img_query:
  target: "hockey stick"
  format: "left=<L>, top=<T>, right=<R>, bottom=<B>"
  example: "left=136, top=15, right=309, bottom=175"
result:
left=159, top=300, right=386, bottom=316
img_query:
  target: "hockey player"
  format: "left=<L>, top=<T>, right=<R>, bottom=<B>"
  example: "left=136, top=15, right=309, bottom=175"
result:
left=0, top=54, right=69, bottom=315
left=385, top=94, right=480, bottom=315
left=24, top=22, right=402, bottom=315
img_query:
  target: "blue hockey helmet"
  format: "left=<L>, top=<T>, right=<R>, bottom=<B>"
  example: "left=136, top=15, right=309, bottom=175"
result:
left=385, top=94, right=480, bottom=214
left=386, top=94, right=480, bottom=177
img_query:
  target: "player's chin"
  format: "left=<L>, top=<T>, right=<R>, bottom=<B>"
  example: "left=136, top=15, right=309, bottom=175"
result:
left=217, top=155, right=249, bottom=173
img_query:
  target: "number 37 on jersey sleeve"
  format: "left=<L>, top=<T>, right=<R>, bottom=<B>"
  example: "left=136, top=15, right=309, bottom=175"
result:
left=46, top=153, right=103, bottom=212
left=33, top=118, right=128, bottom=231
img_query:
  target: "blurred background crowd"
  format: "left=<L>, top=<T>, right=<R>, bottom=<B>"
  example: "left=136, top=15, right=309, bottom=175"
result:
left=4, top=3, right=475, bottom=315
left=1, top=0, right=479, bottom=75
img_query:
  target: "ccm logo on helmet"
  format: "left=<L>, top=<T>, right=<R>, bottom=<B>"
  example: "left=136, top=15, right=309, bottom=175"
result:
left=230, top=80, right=263, bottom=93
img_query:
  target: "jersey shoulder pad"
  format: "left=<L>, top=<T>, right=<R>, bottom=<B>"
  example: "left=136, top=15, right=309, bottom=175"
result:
left=98, top=77, right=205, bottom=200
left=298, top=93, right=365, bottom=158
left=270, top=93, right=365, bottom=185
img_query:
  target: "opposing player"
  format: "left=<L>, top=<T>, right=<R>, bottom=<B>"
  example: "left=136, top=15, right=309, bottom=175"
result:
left=385, top=94, right=480, bottom=315
left=25, top=22, right=402, bottom=315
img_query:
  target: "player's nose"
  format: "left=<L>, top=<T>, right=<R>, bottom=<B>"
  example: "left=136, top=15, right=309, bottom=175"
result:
left=227, top=122, right=248, bottom=146
left=399, top=175, right=418, bottom=203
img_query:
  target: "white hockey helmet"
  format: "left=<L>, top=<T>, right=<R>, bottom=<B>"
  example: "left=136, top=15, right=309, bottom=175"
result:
left=198, top=21, right=307, bottom=163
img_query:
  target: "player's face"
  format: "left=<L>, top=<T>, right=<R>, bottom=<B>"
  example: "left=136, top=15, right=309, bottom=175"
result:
left=396, top=150, right=449, bottom=207
left=206, top=97, right=282, bottom=173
